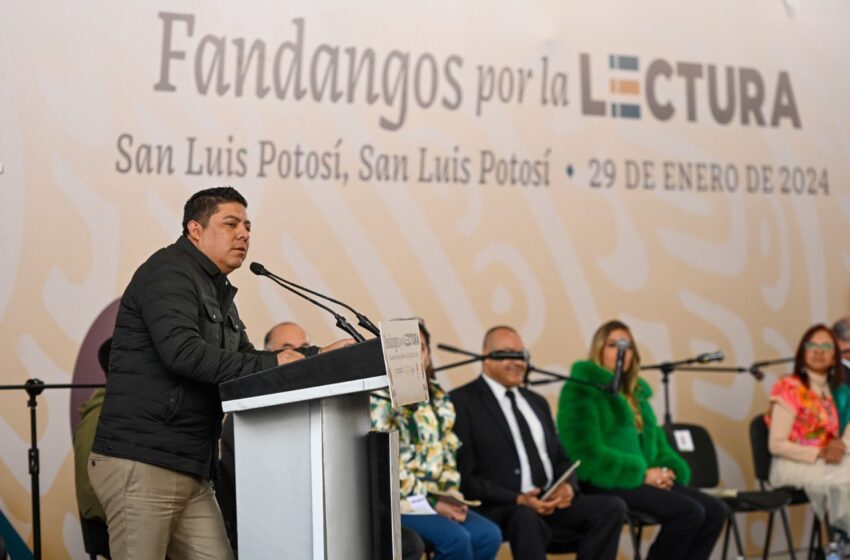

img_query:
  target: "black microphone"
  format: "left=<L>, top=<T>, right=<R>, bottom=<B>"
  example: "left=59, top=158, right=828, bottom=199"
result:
left=487, top=350, right=530, bottom=361
left=748, top=366, right=765, bottom=381
left=696, top=351, right=725, bottom=364
left=609, top=338, right=629, bottom=394
left=251, top=262, right=379, bottom=337
left=250, top=262, right=365, bottom=343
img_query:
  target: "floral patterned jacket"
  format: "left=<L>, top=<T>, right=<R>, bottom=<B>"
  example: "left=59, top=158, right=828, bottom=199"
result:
left=370, top=380, right=461, bottom=498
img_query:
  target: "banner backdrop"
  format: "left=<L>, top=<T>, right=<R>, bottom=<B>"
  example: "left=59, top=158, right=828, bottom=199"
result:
left=2, top=0, right=849, bottom=557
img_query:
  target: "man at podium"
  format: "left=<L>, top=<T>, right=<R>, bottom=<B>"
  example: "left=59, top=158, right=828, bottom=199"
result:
left=87, top=187, right=344, bottom=559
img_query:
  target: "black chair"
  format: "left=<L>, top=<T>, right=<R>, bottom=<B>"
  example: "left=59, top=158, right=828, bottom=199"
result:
left=79, top=515, right=111, bottom=559
left=664, top=422, right=793, bottom=560
left=749, top=415, right=823, bottom=560
left=625, top=510, right=660, bottom=560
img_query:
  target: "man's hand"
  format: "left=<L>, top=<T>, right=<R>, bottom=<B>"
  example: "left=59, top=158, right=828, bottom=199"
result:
left=644, top=467, right=675, bottom=490
left=276, top=349, right=305, bottom=366
left=434, top=499, right=468, bottom=523
left=821, top=439, right=846, bottom=464
left=319, top=339, right=355, bottom=353
left=546, top=483, right=575, bottom=509
left=516, top=488, right=560, bottom=516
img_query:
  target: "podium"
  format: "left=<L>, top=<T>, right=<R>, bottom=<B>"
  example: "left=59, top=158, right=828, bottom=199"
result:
left=220, top=338, right=397, bottom=560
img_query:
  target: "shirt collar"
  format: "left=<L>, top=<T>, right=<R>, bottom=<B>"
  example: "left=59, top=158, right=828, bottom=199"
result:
left=481, top=372, right=515, bottom=401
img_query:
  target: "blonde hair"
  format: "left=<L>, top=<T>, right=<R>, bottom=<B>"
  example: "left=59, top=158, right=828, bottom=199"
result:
left=589, top=320, right=644, bottom=430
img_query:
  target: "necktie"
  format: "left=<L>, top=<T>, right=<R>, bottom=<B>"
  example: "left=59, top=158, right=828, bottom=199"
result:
left=506, top=390, right=547, bottom=489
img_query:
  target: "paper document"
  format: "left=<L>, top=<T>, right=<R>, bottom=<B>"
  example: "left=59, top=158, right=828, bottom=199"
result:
left=401, top=494, right=437, bottom=515
left=380, top=320, right=429, bottom=407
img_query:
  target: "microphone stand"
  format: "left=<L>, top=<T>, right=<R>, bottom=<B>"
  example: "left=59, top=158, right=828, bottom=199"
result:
left=750, top=356, right=794, bottom=369
left=523, top=364, right=610, bottom=392
left=433, top=344, right=483, bottom=373
left=644, top=345, right=850, bottom=426
left=254, top=270, right=366, bottom=342
left=642, top=357, right=766, bottom=426
left=434, top=344, right=609, bottom=392
left=641, top=356, right=726, bottom=427
left=0, top=379, right=105, bottom=560
left=258, top=266, right=380, bottom=337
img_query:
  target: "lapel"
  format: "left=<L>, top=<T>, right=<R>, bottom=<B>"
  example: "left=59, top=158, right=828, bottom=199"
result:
left=473, top=376, right=518, bottom=454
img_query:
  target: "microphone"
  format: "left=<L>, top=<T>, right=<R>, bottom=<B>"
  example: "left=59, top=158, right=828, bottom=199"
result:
left=435, top=345, right=529, bottom=362
left=696, top=351, right=725, bottom=364
left=609, top=338, right=629, bottom=394
left=250, top=262, right=365, bottom=343
left=748, top=366, right=765, bottom=381
left=487, top=350, right=530, bottom=362
left=250, top=262, right=379, bottom=337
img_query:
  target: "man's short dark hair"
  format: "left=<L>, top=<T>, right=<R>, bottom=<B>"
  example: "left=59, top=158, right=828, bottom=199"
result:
left=834, top=317, right=850, bottom=342
left=182, top=187, right=248, bottom=236
left=482, top=325, right=517, bottom=351
left=263, top=321, right=305, bottom=348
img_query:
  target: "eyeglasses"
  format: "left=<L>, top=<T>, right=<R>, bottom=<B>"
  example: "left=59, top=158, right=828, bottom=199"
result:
left=805, top=342, right=834, bottom=351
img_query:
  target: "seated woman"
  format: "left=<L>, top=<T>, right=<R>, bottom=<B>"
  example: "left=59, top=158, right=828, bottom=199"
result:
left=768, top=324, right=850, bottom=543
left=557, top=319, right=725, bottom=560
left=371, top=319, right=502, bottom=560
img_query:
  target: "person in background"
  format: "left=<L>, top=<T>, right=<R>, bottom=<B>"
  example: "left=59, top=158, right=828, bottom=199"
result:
left=558, top=320, right=725, bottom=560
left=768, top=324, right=850, bottom=547
left=831, top=316, right=850, bottom=390
left=73, top=338, right=111, bottom=521
left=452, top=326, right=625, bottom=560
left=263, top=321, right=310, bottom=352
left=372, top=319, right=502, bottom=560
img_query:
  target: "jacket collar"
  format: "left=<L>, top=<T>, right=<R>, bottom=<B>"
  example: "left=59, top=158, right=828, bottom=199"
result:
left=176, top=236, right=225, bottom=278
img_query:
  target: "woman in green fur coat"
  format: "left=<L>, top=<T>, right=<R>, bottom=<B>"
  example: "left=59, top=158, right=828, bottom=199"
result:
left=557, top=320, right=726, bottom=560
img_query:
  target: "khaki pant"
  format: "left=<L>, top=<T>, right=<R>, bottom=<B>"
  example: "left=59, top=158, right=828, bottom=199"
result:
left=88, top=452, right=233, bottom=560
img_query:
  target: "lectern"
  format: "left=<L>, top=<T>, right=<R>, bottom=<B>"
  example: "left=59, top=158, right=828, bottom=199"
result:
left=220, top=338, right=396, bottom=560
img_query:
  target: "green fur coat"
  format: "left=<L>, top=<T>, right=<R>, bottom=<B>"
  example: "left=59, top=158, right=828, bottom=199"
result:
left=557, top=360, right=690, bottom=489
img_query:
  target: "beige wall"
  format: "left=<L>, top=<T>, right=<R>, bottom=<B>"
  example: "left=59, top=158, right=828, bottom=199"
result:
left=1, top=0, right=848, bottom=557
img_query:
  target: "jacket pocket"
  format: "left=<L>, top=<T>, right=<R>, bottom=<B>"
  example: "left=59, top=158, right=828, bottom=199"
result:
left=203, top=301, right=225, bottom=345
left=225, top=312, right=245, bottom=351
left=163, top=385, right=184, bottom=423
left=204, top=301, right=224, bottom=323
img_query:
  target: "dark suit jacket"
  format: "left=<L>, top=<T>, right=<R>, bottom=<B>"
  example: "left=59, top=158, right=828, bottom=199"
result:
left=451, top=375, right=577, bottom=506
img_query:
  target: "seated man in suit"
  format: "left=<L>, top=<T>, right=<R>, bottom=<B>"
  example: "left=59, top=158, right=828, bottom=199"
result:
left=451, top=326, right=626, bottom=560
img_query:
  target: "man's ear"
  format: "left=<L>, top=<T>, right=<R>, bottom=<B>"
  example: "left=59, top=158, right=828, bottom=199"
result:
left=186, top=220, right=202, bottom=241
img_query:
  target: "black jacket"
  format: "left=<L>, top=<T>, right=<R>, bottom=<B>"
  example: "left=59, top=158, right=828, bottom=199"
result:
left=92, top=236, right=277, bottom=478
left=450, top=375, right=577, bottom=506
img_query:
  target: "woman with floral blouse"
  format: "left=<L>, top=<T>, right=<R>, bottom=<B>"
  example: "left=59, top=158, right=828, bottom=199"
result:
left=768, top=324, right=850, bottom=543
